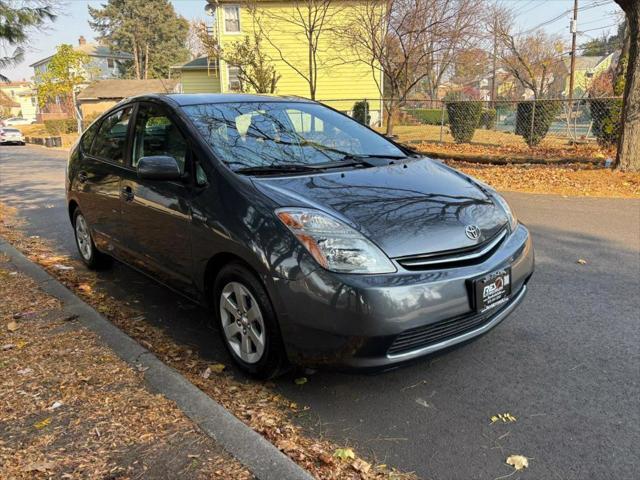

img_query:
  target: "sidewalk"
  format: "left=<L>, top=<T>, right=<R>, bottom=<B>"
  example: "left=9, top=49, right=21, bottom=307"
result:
left=0, top=251, right=253, bottom=479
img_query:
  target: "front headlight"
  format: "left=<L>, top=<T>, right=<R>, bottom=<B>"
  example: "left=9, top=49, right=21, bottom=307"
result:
left=276, top=208, right=396, bottom=274
left=491, top=193, right=518, bottom=232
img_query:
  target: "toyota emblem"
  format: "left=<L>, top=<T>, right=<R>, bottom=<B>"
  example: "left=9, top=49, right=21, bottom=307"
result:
left=465, top=225, right=481, bottom=240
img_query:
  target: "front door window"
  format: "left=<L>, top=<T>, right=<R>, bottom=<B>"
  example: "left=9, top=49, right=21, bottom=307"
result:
left=132, top=103, right=188, bottom=173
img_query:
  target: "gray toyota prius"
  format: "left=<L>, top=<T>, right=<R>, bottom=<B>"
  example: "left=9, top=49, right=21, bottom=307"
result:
left=66, top=93, right=534, bottom=377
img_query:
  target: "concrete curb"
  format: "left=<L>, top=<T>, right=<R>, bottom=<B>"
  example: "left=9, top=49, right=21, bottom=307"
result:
left=0, top=238, right=314, bottom=480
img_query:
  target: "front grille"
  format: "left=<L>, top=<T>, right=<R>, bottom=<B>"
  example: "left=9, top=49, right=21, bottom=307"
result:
left=396, top=228, right=507, bottom=270
left=387, top=295, right=514, bottom=356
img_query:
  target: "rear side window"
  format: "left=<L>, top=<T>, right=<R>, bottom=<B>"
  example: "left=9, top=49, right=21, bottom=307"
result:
left=90, top=107, right=133, bottom=163
left=80, top=121, right=101, bottom=152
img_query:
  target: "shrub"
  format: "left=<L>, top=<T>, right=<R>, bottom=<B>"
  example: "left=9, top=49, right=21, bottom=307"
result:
left=589, top=98, right=622, bottom=147
left=44, top=118, right=77, bottom=135
left=405, top=108, right=448, bottom=125
left=446, top=101, right=482, bottom=143
left=352, top=100, right=371, bottom=125
left=478, top=108, right=496, bottom=130
left=515, top=100, right=560, bottom=147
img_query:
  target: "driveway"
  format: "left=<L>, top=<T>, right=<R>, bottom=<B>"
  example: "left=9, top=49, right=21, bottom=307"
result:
left=2, top=144, right=639, bottom=479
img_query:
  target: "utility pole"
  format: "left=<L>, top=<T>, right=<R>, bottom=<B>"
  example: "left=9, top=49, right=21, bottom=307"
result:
left=490, top=17, right=498, bottom=108
left=568, top=0, right=579, bottom=106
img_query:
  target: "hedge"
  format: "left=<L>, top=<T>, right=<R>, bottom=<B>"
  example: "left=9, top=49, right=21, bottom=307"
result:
left=478, top=109, right=496, bottom=130
left=515, top=100, right=561, bottom=147
left=352, top=100, right=371, bottom=125
left=44, top=118, right=77, bottom=135
left=405, top=108, right=448, bottom=125
left=589, top=98, right=622, bottom=147
left=446, top=101, right=482, bottom=143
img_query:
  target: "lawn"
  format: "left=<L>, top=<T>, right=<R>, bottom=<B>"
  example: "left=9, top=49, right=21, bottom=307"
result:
left=385, top=124, right=615, bottom=164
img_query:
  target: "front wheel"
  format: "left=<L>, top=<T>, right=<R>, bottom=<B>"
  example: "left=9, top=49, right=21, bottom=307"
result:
left=73, top=209, right=111, bottom=269
left=213, top=262, right=286, bottom=378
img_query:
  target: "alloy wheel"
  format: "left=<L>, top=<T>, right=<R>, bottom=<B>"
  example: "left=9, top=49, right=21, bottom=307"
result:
left=219, top=281, right=266, bottom=364
left=75, top=214, right=92, bottom=261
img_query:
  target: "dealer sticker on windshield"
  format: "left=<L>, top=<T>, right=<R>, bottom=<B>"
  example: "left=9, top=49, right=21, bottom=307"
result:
left=473, top=268, right=511, bottom=313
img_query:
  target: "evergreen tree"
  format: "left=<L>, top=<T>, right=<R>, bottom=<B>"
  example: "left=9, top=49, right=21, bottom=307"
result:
left=88, top=0, right=189, bottom=79
left=0, top=0, right=56, bottom=81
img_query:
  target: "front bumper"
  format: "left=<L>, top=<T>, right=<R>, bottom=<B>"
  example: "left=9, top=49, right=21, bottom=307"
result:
left=271, top=224, right=534, bottom=369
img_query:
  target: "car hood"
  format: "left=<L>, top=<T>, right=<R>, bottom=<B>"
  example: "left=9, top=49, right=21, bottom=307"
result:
left=251, top=158, right=508, bottom=258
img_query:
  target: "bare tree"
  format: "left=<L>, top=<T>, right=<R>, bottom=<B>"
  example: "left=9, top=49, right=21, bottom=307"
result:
left=493, top=8, right=566, bottom=99
left=339, top=0, right=460, bottom=135
left=196, top=21, right=280, bottom=94
left=612, top=0, right=639, bottom=171
left=186, top=19, right=206, bottom=59
left=421, top=0, right=484, bottom=101
left=248, top=0, right=341, bottom=100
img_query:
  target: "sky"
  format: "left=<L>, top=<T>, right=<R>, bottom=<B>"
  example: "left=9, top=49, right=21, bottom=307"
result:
left=6, top=0, right=624, bottom=82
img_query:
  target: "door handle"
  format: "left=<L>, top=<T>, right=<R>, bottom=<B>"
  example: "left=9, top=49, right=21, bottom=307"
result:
left=121, top=185, right=134, bottom=202
left=78, top=171, right=88, bottom=183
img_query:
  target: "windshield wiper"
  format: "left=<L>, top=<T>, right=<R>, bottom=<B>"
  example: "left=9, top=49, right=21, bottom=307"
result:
left=235, top=159, right=376, bottom=175
left=235, top=163, right=321, bottom=175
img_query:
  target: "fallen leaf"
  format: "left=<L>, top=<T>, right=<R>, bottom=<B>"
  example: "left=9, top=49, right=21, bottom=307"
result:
left=506, top=454, right=529, bottom=470
left=209, top=363, right=226, bottom=373
left=52, top=264, right=74, bottom=271
left=34, top=417, right=52, bottom=429
left=491, top=412, right=517, bottom=423
left=577, top=258, right=587, bottom=265
left=333, top=448, right=355, bottom=460
left=294, top=377, right=308, bottom=385
left=25, top=461, right=55, bottom=472
left=201, top=367, right=211, bottom=379
left=352, top=458, right=371, bottom=473
left=415, top=398, right=431, bottom=408
left=7, top=321, right=19, bottom=332
left=1, top=344, right=15, bottom=351
left=49, top=401, right=63, bottom=410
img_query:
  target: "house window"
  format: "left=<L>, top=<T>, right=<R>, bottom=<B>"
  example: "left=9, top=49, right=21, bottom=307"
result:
left=107, top=58, right=115, bottom=69
left=224, top=5, right=241, bottom=33
left=228, top=65, right=241, bottom=91
left=31, top=97, right=36, bottom=106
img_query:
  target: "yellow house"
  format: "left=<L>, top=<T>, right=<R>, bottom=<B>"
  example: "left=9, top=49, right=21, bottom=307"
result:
left=174, top=0, right=384, bottom=125
left=0, top=82, right=38, bottom=122
left=562, top=53, right=615, bottom=98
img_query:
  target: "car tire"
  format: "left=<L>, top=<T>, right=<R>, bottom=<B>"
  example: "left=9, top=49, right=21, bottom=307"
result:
left=213, top=262, right=286, bottom=379
left=72, top=208, right=111, bottom=270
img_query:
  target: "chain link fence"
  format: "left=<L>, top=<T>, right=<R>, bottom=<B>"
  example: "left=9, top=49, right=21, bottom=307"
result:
left=318, top=97, right=623, bottom=163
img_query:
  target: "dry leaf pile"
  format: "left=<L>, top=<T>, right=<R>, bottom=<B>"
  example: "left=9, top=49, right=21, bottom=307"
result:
left=445, top=161, right=640, bottom=198
left=0, top=255, right=252, bottom=479
left=0, top=203, right=415, bottom=480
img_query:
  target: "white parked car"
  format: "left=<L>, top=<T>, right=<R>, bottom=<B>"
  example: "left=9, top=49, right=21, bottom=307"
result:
left=1, top=117, right=34, bottom=126
left=0, top=127, right=25, bottom=145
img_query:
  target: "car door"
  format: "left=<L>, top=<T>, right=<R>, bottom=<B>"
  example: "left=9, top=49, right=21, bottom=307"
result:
left=76, top=106, right=133, bottom=253
left=117, top=101, right=194, bottom=292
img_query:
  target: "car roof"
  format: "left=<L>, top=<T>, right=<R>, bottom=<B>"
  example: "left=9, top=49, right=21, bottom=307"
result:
left=123, top=93, right=315, bottom=107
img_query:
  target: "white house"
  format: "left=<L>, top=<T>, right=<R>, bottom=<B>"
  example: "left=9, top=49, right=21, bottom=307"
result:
left=30, top=36, right=132, bottom=81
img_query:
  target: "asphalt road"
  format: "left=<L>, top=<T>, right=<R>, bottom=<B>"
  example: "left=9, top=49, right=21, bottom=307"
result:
left=2, top=144, right=639, bottom=480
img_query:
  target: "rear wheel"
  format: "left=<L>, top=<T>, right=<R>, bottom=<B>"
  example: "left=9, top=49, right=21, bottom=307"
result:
left=72, top=209, right=111, bottom=269
left=213, top=262, right=286, bottom=378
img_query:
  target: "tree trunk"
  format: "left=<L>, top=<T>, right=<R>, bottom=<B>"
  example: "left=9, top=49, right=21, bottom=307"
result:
left=385, top=100, right=395, bottom=136
left=132, top=38, right=141, bottom=80
left=615, top=0, right=639, bottom=171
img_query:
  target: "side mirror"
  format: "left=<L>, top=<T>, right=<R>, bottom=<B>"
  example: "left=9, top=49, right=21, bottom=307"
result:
left=137, top=156, right=181, bottom=181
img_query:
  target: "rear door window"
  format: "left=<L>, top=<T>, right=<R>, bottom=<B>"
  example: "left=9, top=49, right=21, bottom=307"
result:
left=80, top=121, right=101, bottom=152
left=90, top=107, right=133, bottom=163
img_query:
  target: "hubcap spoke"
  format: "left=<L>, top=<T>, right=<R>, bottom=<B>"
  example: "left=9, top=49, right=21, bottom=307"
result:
left=247, top=325, right=264, bottom=357
left=223, top=321, right=241, bottom=338
left=221, top=295, right=240, bottom=318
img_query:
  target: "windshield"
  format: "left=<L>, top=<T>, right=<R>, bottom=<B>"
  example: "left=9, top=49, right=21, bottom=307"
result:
left=183, top=101, right=404, bottom=171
